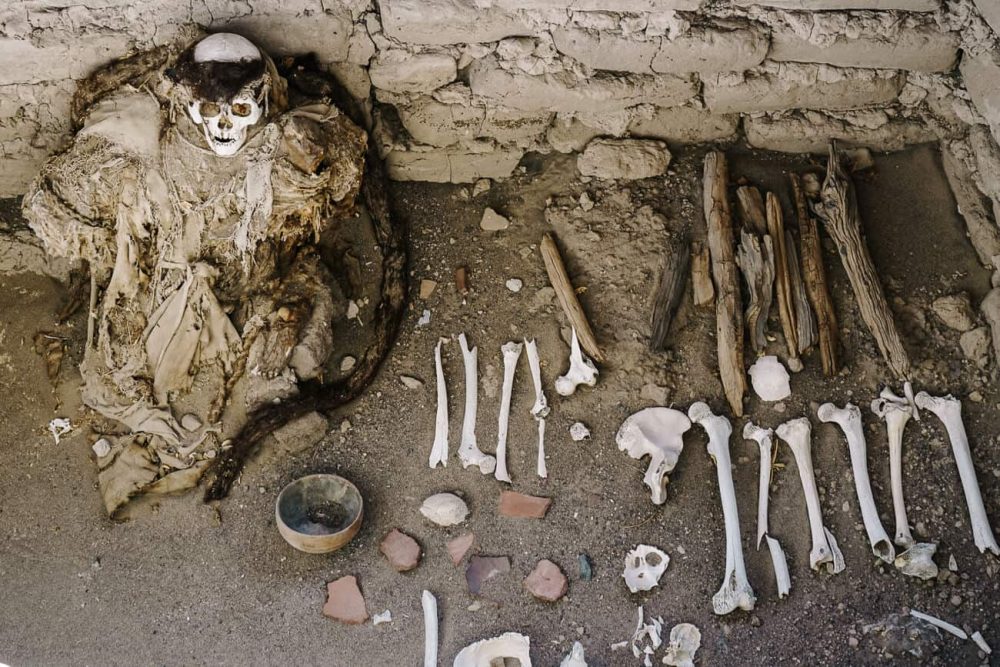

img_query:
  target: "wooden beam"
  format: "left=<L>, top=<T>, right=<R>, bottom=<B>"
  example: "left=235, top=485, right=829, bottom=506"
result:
left=691, top=242, right=715, bottom=307
left=540, top=233, right=605, bottom=363
left=650, top=236, right=690, bottom=350
left=765, top=192, right=804, bottom=372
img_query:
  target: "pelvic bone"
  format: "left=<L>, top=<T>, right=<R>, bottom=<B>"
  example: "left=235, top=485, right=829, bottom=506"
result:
left=453, top=633, right=533, bottom=667
left=525, top=338, right=549, bottom=478
left=458, top=334, right=496, bottom=474
left=555, top=327, right=598, bottom=396
left=689, top=402, right=756, bottom=615
left=915, top=391, right=1000, bottom=555
left=776, top=417, right=844, bottom=574
left=622, top=544, right=671, bottom=593
left=871, top=387, right=915, bottom=547
left=428, top=339, right=449, bottom=469
left=495, top=341, right=523, bottom=483
left=615, top=407, right=691, bottom=505
left=817, top=402, right=895, bottom=563
left=742, top=421, right=775, bottom=549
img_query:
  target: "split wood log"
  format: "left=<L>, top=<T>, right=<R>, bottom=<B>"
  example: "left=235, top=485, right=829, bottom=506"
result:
left=813, top=143, right=910, bottom=378
left=785, top=230, right=817, bottom=354
left=650, top=236, right=691, bottom=350
left=735, top=230, right=775, bottom=353
left=691, top=242, right=715, bottom=306
left=703, top=151, right=745, bottom=416
left=765, top=192, right=804, bottom=372
left=736, top=185, right=769, bottom=236
left=540, top=232, right=605, bottom=363
left=790, top=173, right=839, bottom=375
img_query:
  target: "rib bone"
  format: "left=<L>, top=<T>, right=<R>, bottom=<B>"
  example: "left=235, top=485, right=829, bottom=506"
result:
left=421, top=590, right=437, bottom=667
left=428, top=339, right=448, bottom=469
left=742, top=421, right=774, bottom=549
left=915, top=392, right=1000, bottom=555
left=818, top=402, right=895, bottom=563
left=525, top=339, right=549, bottom=478
left=458, top=334, right=496, bottom=474
left=871, top=387, right=914, bottom=547
left=689, top=402, right=756, bottom=615
left=776, top=417, right=844, bottom=574
left=555, top=328, right=598, bottom=396
left=495, top=341, right=523, bottom=483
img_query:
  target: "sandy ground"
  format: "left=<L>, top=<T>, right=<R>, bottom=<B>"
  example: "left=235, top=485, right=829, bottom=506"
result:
left=1, top=144, right=999, bottom=666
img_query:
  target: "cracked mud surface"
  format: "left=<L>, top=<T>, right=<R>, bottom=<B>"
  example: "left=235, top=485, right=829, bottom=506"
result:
left=1, top=144, right=999, bottom=666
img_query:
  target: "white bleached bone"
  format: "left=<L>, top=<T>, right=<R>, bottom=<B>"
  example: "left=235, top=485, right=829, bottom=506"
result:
left=555, top=328, right=598, bottom=396
left=915, top=392, right=1000, bottom=555
left=495, top=341, right=523, bottom=483
left=776, top=417, right=844, bottom=574
left=429, top=339, right=449, bottom=468
left=765, top=535, right=791, bottom=599
left=910, top=609, right=969, bottom=640
left=663, top=623, right=701, bottom=667
left=747, top=356, right=791, bottom=402
left=894, top=542, right=939, bottom=580
left=818, top=402, right=895, bottom=563
left=616, top=408, right=691, bottom=505
left=422, top=590, right=438, bottom=667
left=454, top=633, right=532, bottom=666
left=559, top=641, right=587, bottom=667
left=871, top=387, right=915, bottom=548
left=742, top=421, right=774, bottom=549
left=373, top=610, right=392, bottom=625
left=457, top=334, right=496, bottom=474
left=525, top=339, right=549, bottom=478
left=972, top=631, right=992, bottom=655
left=622, top=544, right=670, bottom=593
left=570, top=422, right=590, bottom=441
left=689, top=402, right=756, bottom=615
left=615, top=606, right=662, bottom=667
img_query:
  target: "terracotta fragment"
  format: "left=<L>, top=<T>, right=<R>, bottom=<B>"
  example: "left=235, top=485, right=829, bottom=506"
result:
left=524, top=559, right=568, bottom=602
left=499, top=491, right=552, bottom=519
left=379, top=529, right=422, bottom=572
left=447, top=533, right=475, bottom=566
left=322, top=576, right=368, bottom=625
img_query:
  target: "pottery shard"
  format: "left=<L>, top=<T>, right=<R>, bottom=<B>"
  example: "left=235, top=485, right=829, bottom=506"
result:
left=447, top=532, right=476, bottom=566
left=323, top=575, right=368, bottom=624
left=380, top=529, right=422, bottom=572
left=524, top=559, right=568, bottom=602
left=499, top=491, right=552, bottom=519
left=466, top=555, right=511, bottom=595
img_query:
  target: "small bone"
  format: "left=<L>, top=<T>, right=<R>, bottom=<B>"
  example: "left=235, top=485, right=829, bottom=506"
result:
left=824, top=527, right=846, bottom=573
left=894, top=542, right=939, bottom=580
left=818, top=402, right=895, bottom=563
left=616, top=408, right=691, bottom=505
left=569, top=422, right=591, bottom=441
left=910, top=609, right=969, bottom=640
left=422, top=590, right=438, bottom=667
left=765, top=535, right=791, bottom=599
left=525, top=339, right=548, bottom=478
left=458, top=334, right=496, bottom=474
left=428, top=339, right=449, bottom=469
left=747, top=356, right=791, bottom=402
left=915, top=392, right=1000, bottom=555
left=776, top=417, right=843, bottom=574
left=622, top=544, right=670, bottom=593
left=559, top=641, right=587, bottom=667
left=373, top=610, right=392, bottom=625
left=495, top=341, right=523, bottom=483
left=742, top=421, right=774, bottom=549
left=453, top=633, right=533, bottom=666
left=555, top=328, right=598, bottom=396
left=689, top=402, right=756, bottom=615
left=871, top=389, right=914, bottom=547
left=972, top=631, right=991, bottom=655
left=663, top=623, right=701, bottom=667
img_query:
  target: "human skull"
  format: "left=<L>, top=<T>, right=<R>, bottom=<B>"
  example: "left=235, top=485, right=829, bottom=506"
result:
left=187, top=94, right=262, bottom=156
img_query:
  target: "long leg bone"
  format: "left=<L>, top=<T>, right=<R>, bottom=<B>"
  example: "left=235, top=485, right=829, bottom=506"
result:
left=743, top=421, right=774, bottom=549
left=525, top=339, right=549, bottom=478
left=915, top=392, right=1000, bottom=555
left=421, top=590, right=438, bottom=667
left=818, top=402, right=895, bottom=563
left=871, top=388, right=914, bottom=547
left=458, top=334, right=496, bottom=474
left=495, top=341, right=523, bottom=483
left=765, top=535, right=791, bottom=599
left=689, top=402, right=756, bottom=615
left=555, top=328, right=598, bottom=396
left=429, top=339, right=449, bottom=469
left=776, top=417, right=844, bottom=574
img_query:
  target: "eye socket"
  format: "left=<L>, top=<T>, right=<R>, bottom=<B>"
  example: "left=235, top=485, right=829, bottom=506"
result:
left=199, top=102, right=221, bottom=117
left=231, top=102, right=253, bottom=117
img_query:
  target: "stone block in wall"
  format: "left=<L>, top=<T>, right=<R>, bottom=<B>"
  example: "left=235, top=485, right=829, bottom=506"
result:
left=378, top=0, right=530, bottom=46
left=0, top=36, right=129, bottom=84
left=547, top=117, right=603, bottom=153
left=551, top=25, right=768, bottom=75
left=493, top=0, right=701, bottom=9
left=396, top=96, right=552, bottom=146
left=223, top=11, right=352, bottom=64
left=577, top=138, right=671, bottom=180
left=768, top=21, right=958, bottom=72
left=744, top=111, right=936, bottom=153
left=627, top=106, right=739, bottom=143
left=703, top=63, right=904, bottom=114
left=468, top=57, right=697, bottom=114
left=732, top=0, right=937, bottom=9
left=961, top=51, right=1000, bottom=146
left=974, top=0, right=1000, bottom=37
left=969, top=124, right=1000, bottom=202
left=941, top=141, right=1000, bottom=268
left=385, top=147, right=524, bottom=182
left=370, top=52, right=457, bottom=94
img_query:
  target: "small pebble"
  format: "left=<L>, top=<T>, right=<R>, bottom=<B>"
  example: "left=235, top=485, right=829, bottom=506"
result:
left=578, top=553, right=593, bottom=581
left=340, top=356, right=356, bottom=372
left=400, top=375, right=424, bottom=389
left=506, top=278, right=523, bottom=293
left=950, top=595, right=963, bottom=607
left=569, top=422, right=591, bottom=441
left=346, top=300, right=360, bottom=320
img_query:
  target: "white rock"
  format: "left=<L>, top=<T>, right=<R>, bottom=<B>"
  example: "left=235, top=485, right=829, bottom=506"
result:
left=347, top=300, right=360, bottom=320
left=373, top=610, right=393, bottom=625
left=420, top=492, right=469, bottom=526
left=341, top=355, right=357, bottom=372
left=569, top=422, right=591, bottom=441
left=401, top=375, right=425, bottom=389
left=505, top=278, right=523, bottom=293
left=472, top=178, right=492, bottom=197
left=748, top=356, right=791, bottom=401
left=481, top=208, right=511, bottom=231
left=91, top=438, right=111, bottom=458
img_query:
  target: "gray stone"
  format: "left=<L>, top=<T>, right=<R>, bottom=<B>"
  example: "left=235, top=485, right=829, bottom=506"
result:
left=627, top=106, right=739, bottom=143
left=931, top=293, right=977, bottom=332
left=941, top=143, right=1000, bottom=269
left=547, top=117, right=604, bottom=153
left=963, top=51, right=1000, bottom=147
left=379, top=0, right=529, bottom=45
left=397, top=96, right=551, bottom=147
left=577, top=138, right=670, bottom=180
left=960, top=327, right=991, bottom=368
left=969, top=124, right=1000, bottom=201
left=975, top=0, right=1000, bottom=37
left=481, top=208, right=511, bottom=231
left=370, top=52, right=457, bottom=94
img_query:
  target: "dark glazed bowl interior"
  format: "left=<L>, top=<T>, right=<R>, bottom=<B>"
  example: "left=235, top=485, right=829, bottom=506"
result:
left=275, top=474, right=363, bottom=553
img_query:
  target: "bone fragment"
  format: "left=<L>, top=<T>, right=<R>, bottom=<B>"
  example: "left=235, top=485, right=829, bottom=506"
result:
left=615, top=606, right=663, bottom=667
left=495, top=341, right=523, bottom=483
left=765, top=535, right=791, bottom=599
left=791, top=172, right=839, bottom=375
left=766, top=192, right=804, bottom=372
left=871, top=388, right=914, bottom=547
left=650, top=235, right=690, bottom=351
left=616, top=408, right=691, bottom=505
left=813, top=142, right=909, bottom=377
left=622, top=544, right=670, bottom=593
left=555, top=328, right=598, bottom=396
left=541, top=233, right=604, bottom=363
left=818, top=402, right=895, bottom=563
left=972, top=631, right=992, bottom=655
left=458, top=334, right=496, bottom=474
left=690, top=242, right=715, bottom=307
left=742, top=421, right=774, bottom=549
left=422, top=590, right=438, bottom=667
left=915, top=392, right=1000, bottom=555
left=559, top=641, right=587, bottom=667
left=910, top=609, right=969, bottom=640
left=894, top=542, right=939, bottom=580
left=569, top=422, right=591, bottom=441
left=824, top=527, right=846, bottom=573
left=525, top=338, right=548, bottom=478
left=373, top=610, right=392, bottom=625
left=428, top=339, right=449, bottom=469
left=663, top=623, right=701, bottom=667
left=747, top=355, right=791, bottom=402
left=453, top=632, right=532, bottom=667
left=689, top=402, right=756, bottom=614
left=703, top=152, right=746, bottom=415
left=736, top=229, right=776, bottom=353
left=776, top=417, right=844, bottom=574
